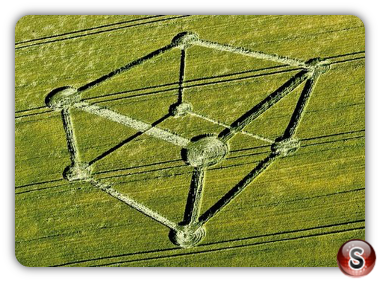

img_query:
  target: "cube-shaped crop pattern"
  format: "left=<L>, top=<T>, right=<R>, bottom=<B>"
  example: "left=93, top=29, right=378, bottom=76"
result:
left=46, top=32, right=330, bottom=248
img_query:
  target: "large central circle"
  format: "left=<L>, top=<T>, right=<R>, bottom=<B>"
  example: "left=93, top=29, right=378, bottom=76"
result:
left=183, top=135, right=229, bottom=167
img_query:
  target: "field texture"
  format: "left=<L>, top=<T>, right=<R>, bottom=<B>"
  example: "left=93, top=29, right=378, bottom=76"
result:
left=15, top=15, right=365, bottom=267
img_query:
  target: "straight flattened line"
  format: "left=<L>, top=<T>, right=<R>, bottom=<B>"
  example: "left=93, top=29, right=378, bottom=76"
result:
left=15, top=178, right=63, bottom=189
left=49, top=219, right=364, bottom=267
left=15, top=65, right=288, bottom=117
left=61, top=108, right=80, bottom=164
left=15, top=105, right=46, bottom=114
left=18, top=187, right=364, bottom=245
left=238, top=134, right=364, bottom=157
left=327, top=50, right=365, bottom=59
left=90, top=89, right=179, bottom=105
left=15, top=131, right=364, bottom=194
left=15, top=15, right=191, bottom=50
left=51, top=246, right=179, bottom=267
left=188, top=111, right=275, bottom=143
left=193, top=39, right=307, bottom=67
left=300, top=129, right=365, bottom=142
left=15, top=64, right=292, bottom=118
left=281, top=71, right=321, bottom=140
left=186, top=68, right=301, bottom=91
left=15, top=53, right=364, bottom=119
left=116, top=228, right=366, bottom=267
left=82, top=68, right=300, bottom=109
left=15, top=183, right=67, bottom=195
left=15, top=133, right=364, bottom=194
left=249, top=101, right=364, bottom=128
left=87, top=131, right=145, bottom=166
left=199, top=152, right=280, bottom=225
left=81, top=65, right=291, bottom=103
left=93, top=227, right=365, bottom=267
left=74, top=102, right=190, bottom=147
left=331, top=57, right=365, bottom=65
left=301, top=135, right=364, bottom=148
left=77, top=44, right=176, bottom=92
left=15, top=92, right=364, bottom=123
left=212, top=152, right=364, bottom=183
left=82, top=69, right=298, bottom=107
left=256, top=25, right=364, bottom=46
left=15, top=83, right=179, bottom=117
left=87, top=113, right=171, bottom=166
left=18, top=192, right=365, bottom=246
left=97, top=163, right=187, bottom=181
left=177, top=48, right=186, bottom=103
left=182, top=167, right=206, bottom=225
left=227, top=134, right=364, bottom=161
left=200, top=220, right=365, bottom=248
left=90, top=179, right=178, bottom=230
left=133, top=129, right=187, bottom=149
left=83, top=85, right=179, bottom=102
left=254, top=187, right=365, bottom=209
left=92, top=158, right=183, bottom=175
left=12, top=71, right=294, bottom=120
left=218, top=70, right=310, bottom=142
left=15, top=109, right=52, bottom=119
left=15, top=15, right=165, bottom=45
left=186, top=64, right=289, bottom=83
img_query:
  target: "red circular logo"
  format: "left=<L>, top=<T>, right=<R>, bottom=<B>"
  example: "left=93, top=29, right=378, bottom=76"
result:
left=337, top=239, right=376, bottom=277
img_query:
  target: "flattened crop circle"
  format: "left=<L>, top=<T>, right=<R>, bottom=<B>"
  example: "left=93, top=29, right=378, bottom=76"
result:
left=45, top=86, right=80, bottom=111
left=183, top=135, right=229, bottom=167
left=169, top=226, right=206, bottom=248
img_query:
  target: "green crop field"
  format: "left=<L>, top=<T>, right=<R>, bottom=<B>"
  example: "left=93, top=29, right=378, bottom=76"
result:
left=15, top=15, right=365, bottom=267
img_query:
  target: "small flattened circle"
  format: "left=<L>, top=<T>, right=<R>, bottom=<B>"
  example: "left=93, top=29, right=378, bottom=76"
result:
left=63, top=163, right=91, bottom=182
left=169, top=102, right=193, bottom=117
left=169, top=226, right=206, bottom=248
left=45, top=86, right=80, bottom=111
left=306, top=57, right=331, bottom=74
left=171, top=32, right=199, bottom=48
left=183, top=135, right=229, bottom=167
left=271, top=138, right=300, bottom=157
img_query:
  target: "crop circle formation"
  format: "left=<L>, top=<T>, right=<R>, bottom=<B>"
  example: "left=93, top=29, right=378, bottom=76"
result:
left=46, top=32, right=330, bottom=248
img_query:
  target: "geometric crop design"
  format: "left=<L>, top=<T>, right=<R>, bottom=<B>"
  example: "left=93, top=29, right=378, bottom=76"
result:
left=45, top=32, right=330, bottom=248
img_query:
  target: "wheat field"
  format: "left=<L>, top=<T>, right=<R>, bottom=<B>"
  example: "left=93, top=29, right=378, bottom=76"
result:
left=15, top=15, right=365, bottom=267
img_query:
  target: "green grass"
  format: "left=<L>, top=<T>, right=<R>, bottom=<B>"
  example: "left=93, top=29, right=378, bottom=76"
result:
left=15, top=15, right=365, bottom=267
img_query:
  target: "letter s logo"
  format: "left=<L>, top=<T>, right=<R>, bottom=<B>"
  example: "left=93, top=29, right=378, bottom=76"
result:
left=349, top=247, right=365, bottom=270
